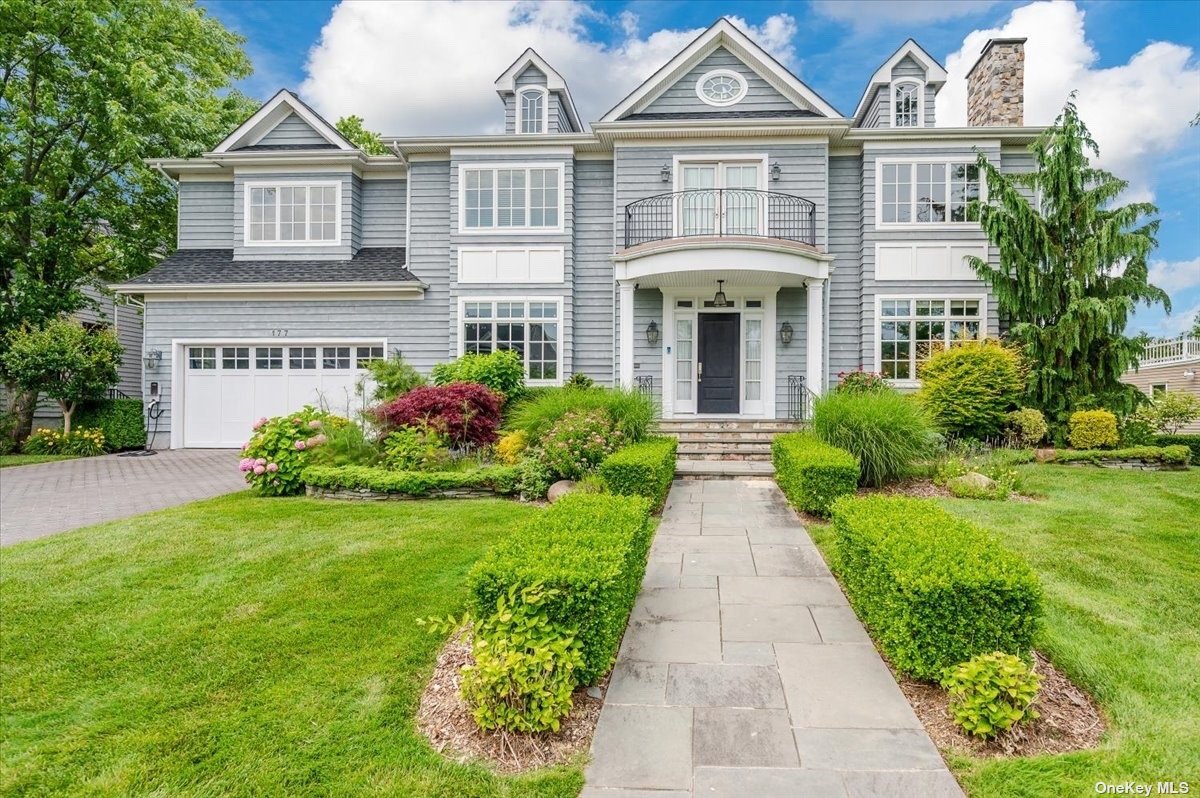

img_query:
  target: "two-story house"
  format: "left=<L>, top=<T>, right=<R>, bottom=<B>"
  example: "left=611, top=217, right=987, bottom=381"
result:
left=114, top=19, right=1038, bottom=449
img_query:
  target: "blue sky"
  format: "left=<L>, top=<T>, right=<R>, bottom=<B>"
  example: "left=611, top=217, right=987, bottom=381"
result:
left=200, top=0, right=1200, bottom=336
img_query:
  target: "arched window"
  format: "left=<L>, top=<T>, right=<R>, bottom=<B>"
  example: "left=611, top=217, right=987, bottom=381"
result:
left=893, top=81, right=921, bottom=127
left=519, top=89, right=545, bottom=134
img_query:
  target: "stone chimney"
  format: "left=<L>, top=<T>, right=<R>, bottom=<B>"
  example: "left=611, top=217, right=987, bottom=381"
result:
left=966, top=38, right=1025, bottom=126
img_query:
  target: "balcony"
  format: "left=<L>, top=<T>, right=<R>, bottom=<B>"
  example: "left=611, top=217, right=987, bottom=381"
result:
left=623, top=189, right=817, bottom=250
left=1139, top=335, right=1200, bottom=367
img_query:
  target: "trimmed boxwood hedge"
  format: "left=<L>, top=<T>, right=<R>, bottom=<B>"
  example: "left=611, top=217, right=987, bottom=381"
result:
left=832, top=495, right=1042, bottom=680
left=75, top=398, right=145, bottom=451
left=468, top=492, right=653, bottom=684
left=1052, top=445, right=1190, bottom=466
left=1151, top=435, right=1200, bottom=465
left=599, top=436, right=677, bottom=510
left=772, top=432, right=859, bottom=517
left=301, top=464, right=519, bottom=496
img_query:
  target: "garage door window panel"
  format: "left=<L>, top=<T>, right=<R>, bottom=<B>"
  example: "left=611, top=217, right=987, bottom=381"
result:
left=189, top=347, right=216, bottom=369
left=289, top=347, right=317, bottom=369
left=256, top=347, right=283, bottom=369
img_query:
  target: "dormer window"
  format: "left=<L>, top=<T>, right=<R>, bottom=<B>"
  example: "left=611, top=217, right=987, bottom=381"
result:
left=893, top=81, right=922, bottom=127
left=245, top=182, right=340, bottom=245
left=518, top=88, right=546, bottom=134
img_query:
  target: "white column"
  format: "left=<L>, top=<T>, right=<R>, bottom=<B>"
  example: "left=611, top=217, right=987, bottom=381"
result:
left=618, top=281, right=635, bottom=388
left=806, top=279, right=824, bottom=395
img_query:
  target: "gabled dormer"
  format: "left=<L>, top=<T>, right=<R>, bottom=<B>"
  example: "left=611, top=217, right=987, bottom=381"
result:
left=494, top=49, right=583, bottom=135
left=212, top=89, right=357, bottom=152
left=852, top=40, right=947, bottom=129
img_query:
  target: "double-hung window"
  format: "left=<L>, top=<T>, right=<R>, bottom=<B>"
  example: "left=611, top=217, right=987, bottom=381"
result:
left=879, top=297, right=983, bottom=381
left=519, top=89, right=545, bottom=134
left=879, top=161, right=981, bottom=224
left=462, top=165, right=561, bottom=231
left=247, top=183, right=339, bottom=244
left=462, top=299, right=560, bottom=382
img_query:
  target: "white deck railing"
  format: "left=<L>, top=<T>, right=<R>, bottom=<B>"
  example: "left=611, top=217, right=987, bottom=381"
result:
left=1140, top=335, right=1200, bottom=367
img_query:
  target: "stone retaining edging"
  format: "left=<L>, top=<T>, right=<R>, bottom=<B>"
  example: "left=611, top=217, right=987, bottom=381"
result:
left=1060, top=459, right=1187, bottom=471
left=305, top=485, right=500, bottom=501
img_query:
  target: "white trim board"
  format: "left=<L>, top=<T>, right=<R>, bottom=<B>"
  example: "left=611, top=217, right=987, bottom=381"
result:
left=458, top=246, right=566, bottom=284
left=874, top=242, right=987, bottom=281
left=212, top=90, right=355, bottom=154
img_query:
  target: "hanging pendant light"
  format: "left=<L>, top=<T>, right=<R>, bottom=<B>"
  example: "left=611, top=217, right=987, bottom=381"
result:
left=712, top=279, right=729, bottom=308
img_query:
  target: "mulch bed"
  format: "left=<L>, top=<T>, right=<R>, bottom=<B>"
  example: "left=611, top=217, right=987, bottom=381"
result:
left=897, top=651, right=1106, bottom=758
left=416, top=630, right=603, bottom=774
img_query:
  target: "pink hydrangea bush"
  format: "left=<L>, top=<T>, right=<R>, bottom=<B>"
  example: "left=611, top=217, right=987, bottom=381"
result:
left=239, top=406, right=347, bottom=496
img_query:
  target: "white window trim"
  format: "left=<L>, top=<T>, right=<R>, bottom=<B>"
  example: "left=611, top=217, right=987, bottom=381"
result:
left=455, top=296, right=565, bottom=386
left=516, top=87, right=549, bottom=135
left=457, top=162, right=566, bottom=235
left=242, top=180, right=342, bottom=247
left=695, top=68, right=748, bottom=107
left=875, top=157, right=987, bottom=231
left=890, top=79, right=925, bottom=128
left=873, top=293, right=987, bottom=388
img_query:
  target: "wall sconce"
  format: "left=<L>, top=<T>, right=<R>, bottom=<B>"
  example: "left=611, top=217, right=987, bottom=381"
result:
left=143, top=349, right=162, bottom=370
left=770, top=161, right=782, bottom=181
left=1185, top=369, right=1197, bottom=380
left=646, top=320, right=660, bottom=345
left=779, top=322, right=794, bottom=345
left=660, top=164, right=672, bottom=182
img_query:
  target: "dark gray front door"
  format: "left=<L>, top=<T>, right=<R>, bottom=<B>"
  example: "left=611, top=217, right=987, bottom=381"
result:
left=698, top=313, right=740, bottom=413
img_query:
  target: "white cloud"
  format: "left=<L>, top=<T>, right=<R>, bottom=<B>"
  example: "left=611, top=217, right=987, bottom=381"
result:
left=811, top=0, right=1000, bottom=29
left=936, top=1, right=1200, bottom=200
left=299, top=2, right=797, bottom=136
left=1149, top=257, right=1200, bottom=294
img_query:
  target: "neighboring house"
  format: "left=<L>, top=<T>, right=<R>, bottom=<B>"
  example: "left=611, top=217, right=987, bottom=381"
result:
left=1122, top=336, right=1200, bottom=434
left=113, top=20, right=1040, bottom=449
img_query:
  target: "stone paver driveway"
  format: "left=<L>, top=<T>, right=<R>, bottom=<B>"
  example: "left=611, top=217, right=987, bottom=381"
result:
left=1, top=449, right=245, bottom=546
left=584, top=479, right=963, bottom=798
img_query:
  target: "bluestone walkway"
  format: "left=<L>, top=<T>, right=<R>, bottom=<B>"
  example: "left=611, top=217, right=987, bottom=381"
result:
left=1, top=449, right=245, bottom=546
left=584, top=478, right=963, bottom=798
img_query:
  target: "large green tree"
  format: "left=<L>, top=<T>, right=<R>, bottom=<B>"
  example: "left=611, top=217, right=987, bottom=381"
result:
left=968, top=98, right=1169, bottom=426
left=335, top=115, right=387, bottom=155
left=1, top=0, right=256, bottom=439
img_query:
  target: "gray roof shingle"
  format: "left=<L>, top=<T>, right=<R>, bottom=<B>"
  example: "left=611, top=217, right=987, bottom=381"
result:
left=122, top=247, right=417, bottom=286
left=623, top=109, right=821, bottom=121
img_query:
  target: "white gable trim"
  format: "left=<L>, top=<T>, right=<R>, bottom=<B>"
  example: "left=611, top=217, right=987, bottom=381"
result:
left=601, top=19, right=842, bottom=122
left=212, top=90, right=355, bottom=154
left=853, top=39, right=947, bottom=123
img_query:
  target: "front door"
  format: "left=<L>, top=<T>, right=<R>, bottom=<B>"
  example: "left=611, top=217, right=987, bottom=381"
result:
left=698, top=313, right=740, bottom=413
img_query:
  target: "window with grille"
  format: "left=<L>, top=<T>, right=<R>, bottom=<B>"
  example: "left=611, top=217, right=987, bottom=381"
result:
left=879, top=298, right=983, bottom=380
left=462, top=166, right=560, bottom=230
left=519, top=89, right=545, bottom=133
left=880, top=161, right=981, bottom=224
left=462, top=300, right=560, bottom=382
left=893, top=82, right=921, bottom=127
left=247, top=183, right=338, bottom=243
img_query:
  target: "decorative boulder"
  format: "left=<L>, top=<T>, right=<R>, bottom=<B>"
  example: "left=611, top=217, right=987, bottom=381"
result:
left=948, top=471, right=996, bottom=492
left=547, top=480, right=578, bottom=503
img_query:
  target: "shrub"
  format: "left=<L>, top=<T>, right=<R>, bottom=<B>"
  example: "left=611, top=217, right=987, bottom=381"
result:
left=495, top=430, right=528, bottom=465
left=942, top=652, right=1042, bottom=739
left=360, top=353, right=426, bottom=403
left=1051, top=445, right=1190, bottom=467
left=1140, top=391, right=1200, bottom=434
left=772, top=433, right=859, bottom=517
left=831, top=495, right=1042, bottom=680
left=420, top=584, right=583, bottom=733
left=240, top=407, right=347, bottom=496
left=374, top=383, right=502, bottom=448
left=1004, top=408, right=1048, bottom=448
left=383, top=424, right=451, bottom=471
left=1068, top=409, right=1119, bottom=449
left=75, top=398, right=145, bottom=451
left=812, top=390, right=933, bottom=487
left=835, top=370, right=889, bottom=394
left=22, top=427, right=106, bottom=456
left=564, top=372, right=595, bottom=390
left=1151, top=434, right=1200, bottom=465
left=1119, top=405, right=1157, bottom=446
left=536, top=409, right=624, bottom=481
left=468, top=492, right=653, bottom=684
left=917, top=340, right=1025, bottom=440
left=431, top=350, right=525, bottom=403
left=304, top=422, right=384, bottom=468
left=598, top=437, right=677, bottom=510
left=301, top=464, right=519, bottom=496
left=515, top=456, right=555, bottom=500
left=507, top=387, right=655, bottom=442
left=935, top=452, right=1025, bottom=501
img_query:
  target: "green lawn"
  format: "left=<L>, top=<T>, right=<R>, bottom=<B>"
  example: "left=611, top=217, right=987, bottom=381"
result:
left=0, top=493, right=582, bottom=798
left=809, top=464, right=1200, bottom=797
left=0, top=454, right=78, bottom=468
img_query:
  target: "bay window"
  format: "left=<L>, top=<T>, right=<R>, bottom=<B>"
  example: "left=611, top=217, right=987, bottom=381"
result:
left=461, top=165, right=561, bottom=231
left=879, top=161, right=981, bottom=224
left=879, top=297, right=983, bottom=380
left=246, top=183, right=339, bottom=243
left=462, top=299, right=560, bottom=382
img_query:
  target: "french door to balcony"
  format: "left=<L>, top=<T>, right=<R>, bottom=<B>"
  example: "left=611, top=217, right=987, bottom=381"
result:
left=678, top=161, right=763, bottom=237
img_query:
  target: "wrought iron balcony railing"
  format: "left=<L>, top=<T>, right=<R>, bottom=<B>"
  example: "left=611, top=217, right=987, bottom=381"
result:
left=624, top=188, right=817, bottom=250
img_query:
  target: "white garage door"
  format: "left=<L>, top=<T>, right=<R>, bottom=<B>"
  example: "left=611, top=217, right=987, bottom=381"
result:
left=181, top=343, right=383, bottom=448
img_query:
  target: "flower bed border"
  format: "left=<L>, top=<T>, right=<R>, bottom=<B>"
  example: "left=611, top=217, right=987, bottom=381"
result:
left=1050, top=445, right=1190, bottom=471
left=301, top=464, right=518, bottom=500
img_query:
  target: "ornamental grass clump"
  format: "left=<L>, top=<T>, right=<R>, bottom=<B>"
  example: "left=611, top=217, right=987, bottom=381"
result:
left=240, top=407, right=346, bottom=496
left=812, top=389, right=933, bottom=487
left=507, top=386, right=655, bottom=442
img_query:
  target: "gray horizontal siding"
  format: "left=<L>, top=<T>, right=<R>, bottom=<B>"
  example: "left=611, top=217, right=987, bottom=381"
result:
left=405, top=160, right=454, bottom=365
left=572, top=159, right=615, bottom=384
left=633, top=288, right=663, bottom=404
left=862, top=87, right=887, bottom=129
left=232, top=170, right=356, bottom=260
left=637, top=47, right=802, bottom=117
left=254, top=113, right=330, bottom=148
left=775, top=286, right=807, bottom=418
left=828, top=154, right=863, bottom=380
left=178, top=181, right=234, bottom=249
left=361, top=179, right=407, bottom=247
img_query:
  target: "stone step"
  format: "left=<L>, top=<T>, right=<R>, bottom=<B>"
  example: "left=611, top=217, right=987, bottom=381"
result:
left=676, top=440, right=772, bottom=454
left=671, top=430, right=781, bottom=443
left=675, top=459, right=776, bottom=478
left=677, top=451, right=774, bottom=462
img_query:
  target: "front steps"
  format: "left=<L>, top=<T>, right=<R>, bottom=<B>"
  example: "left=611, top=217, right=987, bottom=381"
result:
left=655, top=419, right=803, bottom=477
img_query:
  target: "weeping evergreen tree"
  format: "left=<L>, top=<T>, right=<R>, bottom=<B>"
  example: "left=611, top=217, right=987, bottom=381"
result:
left=968, top=97, right=1169, bottom=428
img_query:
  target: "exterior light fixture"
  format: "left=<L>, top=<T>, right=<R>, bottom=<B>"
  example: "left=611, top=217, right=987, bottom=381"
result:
left=646, top=320, right=660, bottom=345
left=770, top=161, right=782, bottom=181
left=1185, top=369, right=1197, bottom=380
left=779, top=321, right=794, bottom=345
left=712, top=280, right=729, bottom=308
left=143, top=349, right=162, bottom=370
left=660, top=164, right=672, bottom=182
